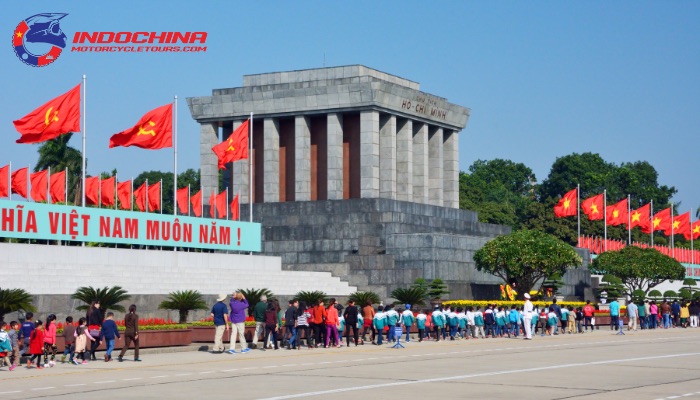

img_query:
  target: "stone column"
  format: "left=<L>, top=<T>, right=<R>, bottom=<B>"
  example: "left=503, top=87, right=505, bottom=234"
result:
left=396, top=118, right=413, bottom=202
left=428, top=126, right=444, bottom=206
left=231, top=120, right=250, bottom=204
left=200, top=122, right=219, bottom=205
left=360, top=110, right=380, bottom=199
left=295, top=116, right=311, bottom=201
left=443, top=129, right=459, bottom=208
left=379, top=114, right=396, bottom=200
left=263, top=118, right=280, bottom=203
left=327, top=113, right=344, bottom=200
left=412, top=122, right=429, bottom=204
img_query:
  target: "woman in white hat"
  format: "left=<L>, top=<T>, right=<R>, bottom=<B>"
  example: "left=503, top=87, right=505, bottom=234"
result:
left=522, top=293, right=534, bottom=340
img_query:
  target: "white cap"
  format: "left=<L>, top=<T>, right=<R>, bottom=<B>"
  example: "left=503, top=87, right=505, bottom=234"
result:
left=524, top=293, right=531, bottom=299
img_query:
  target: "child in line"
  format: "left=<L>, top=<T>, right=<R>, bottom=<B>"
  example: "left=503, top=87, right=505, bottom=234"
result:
left=61, top=316, right=76, bottom=364
left=0, top=321, right=12, bottom=370
left=7, top=321, right=19, bottom=371
left=538, top=308, right=548, bottom=336
left=401, top=305, right=415, bottom=342
left=474, top=307, right=485, bottom=339
left=448, top=308, right=458, bottom=340
left=74, top=317, right=96, bottom=364
left=483, top=306, right=495, bottom=338
left=43, top=314, right=58, bottom=367
left=495, top=307, right=507, bottom=338
left=27, top=320, right=45, bottom=369
left=100, top=312, right=120, bottom=361
left=19, top=312, right=35, bottom=357
left=547, top=307, right=559, bottom=335
left=560, top=307, right=569, bottom=334
left=567, top=306, right=576, bottom=334
left=373, top=307, right=386, bottom=345
left=509, top=306, right=520, bottom=337
left=466, top=307, right=476, bottom=338
left=457, top=308, right=467, bottom=339
left=431, top=306, right=445, bottom=341
left=575, top=307, right=584, bottom=333
left=384, top=305, right=399, bottom=343
left=416, top=309, right=427, bottom=342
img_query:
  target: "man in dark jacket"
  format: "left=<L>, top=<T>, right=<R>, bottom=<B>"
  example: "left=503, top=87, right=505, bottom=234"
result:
left=284, top=300, right=298, bottom=349
left=343, top=300, right=359, bottom=347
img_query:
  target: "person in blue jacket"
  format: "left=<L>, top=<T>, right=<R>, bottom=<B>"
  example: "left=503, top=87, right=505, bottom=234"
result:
left=401, top=305, right=415, bottom=342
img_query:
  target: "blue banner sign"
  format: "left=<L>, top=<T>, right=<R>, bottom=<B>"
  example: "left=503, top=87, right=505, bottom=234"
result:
left=0, top=199, right=261, bottom=252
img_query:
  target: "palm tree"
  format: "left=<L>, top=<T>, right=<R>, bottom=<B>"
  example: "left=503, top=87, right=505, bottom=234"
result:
left=390, top=287, right=427, bottom=307
left=34, top=133, right=83, bottom=204
left=348, top=291, right=381, bottom=307
left=295, top=291, right=328, bottom=307
left=238, top=288, right=275, bottom=316
left=72, top=286, right=131, bottom=313
left=0, top=288, right=36, bottom=320
left=158, top=290, right=209, bottom=324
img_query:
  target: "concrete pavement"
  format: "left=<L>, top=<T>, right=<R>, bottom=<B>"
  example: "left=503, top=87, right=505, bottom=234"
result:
left=2, top=328, right=699, bottom=399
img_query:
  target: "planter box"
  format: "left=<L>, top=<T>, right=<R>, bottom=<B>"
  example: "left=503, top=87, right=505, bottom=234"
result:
left=55, top=329, right=192, bottom=350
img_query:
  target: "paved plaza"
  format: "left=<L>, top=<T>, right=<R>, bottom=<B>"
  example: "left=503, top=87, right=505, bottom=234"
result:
left=2, top=328, right=699, bottom=399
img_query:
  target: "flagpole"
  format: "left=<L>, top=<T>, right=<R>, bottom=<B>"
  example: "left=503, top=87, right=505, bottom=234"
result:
left=671, top=204, right=675, bottom=258
left=692, top=208, right=695, bottom=265
left=7, top=162, right=11, bottom=200
left=98, top=176, right=101, bottom=208
left=131, top=178, right=134, bottom=212
left=627, top=194, right=631, bottom=245
left=650, top=200, right=654, bottom=246
left=48, top=167, right=51, bottom=204
left=27, top=164, right=30, bottom=202
left=65, top=167, right=68, bottom=205
left=187, top=184, right=191, bottom=216
left=173, top=95, right=178, bottom=216
left=249, top=112, right=253, bottom=223
left=577, top=184, right=580, bottom=242
left=603, top=189, right=607, bottom=251
left=81, top=74, right=86, bottom=207
left=160, top=179, right=163, bottom=215
left=238, top=190, right=240, bottom=221
left=114, top=173, right=118, bottom=210
left=145, top=179, right=149, bottom=213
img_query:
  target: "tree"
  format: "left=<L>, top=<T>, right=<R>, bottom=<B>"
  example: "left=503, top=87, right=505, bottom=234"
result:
left=630, top=289, right=646, bottom=303
left=427, top=279, right=450, bottom=301
left=648, top=289, right=663, bottom=299
left=390, top=287, right=427, bottom=307
left=597, top=274, right=626, bottom=299
left=34, top=133, right=83, bottom=204
left=474, top=230, right=582, bottom=300
left=541, top=273, right=566, bottom=297
left=348, top=291, right=381, bottom=307
left=158, top=290, right=208, bottom=324
left=238, top=288, right=275, bottom=316
left=590, top=247, right=685, bottom=293
left=72, top=286, right=131, bottom=313
left=295, top=291, right=328, bottom=307
left=0, top=288, right=36, bottom=320
left=663, top=290, right=678, bottom=299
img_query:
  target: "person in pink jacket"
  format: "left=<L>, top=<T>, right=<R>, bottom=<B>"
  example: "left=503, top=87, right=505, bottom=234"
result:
left=43, top=314, right=58, bottom=368
left=325, top=298, right=340, bottom=348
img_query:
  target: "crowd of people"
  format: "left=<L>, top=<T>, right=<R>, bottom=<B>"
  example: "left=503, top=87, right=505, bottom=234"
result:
left=2, top=294, right=697, bottom=371
left=0, top=301, right=141, bottom=371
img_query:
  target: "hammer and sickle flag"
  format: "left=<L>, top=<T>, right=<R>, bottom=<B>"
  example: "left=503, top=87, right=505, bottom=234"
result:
left=109, top=103, right=172, bottom=149
left=212, top=119, right=249, bottom=169
left=13, top=83, right=81, bottom=144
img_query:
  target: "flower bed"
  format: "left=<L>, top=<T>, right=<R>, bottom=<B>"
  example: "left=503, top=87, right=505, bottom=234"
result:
left=443, top=300, right=586, bottom=309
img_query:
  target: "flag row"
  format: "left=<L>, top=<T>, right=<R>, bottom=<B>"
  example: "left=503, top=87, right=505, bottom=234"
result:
left=0, top=165, right=240, bottom=220
left=554, top=187, right=700, bottom=240
left=11, top=83, right=249, bottom=169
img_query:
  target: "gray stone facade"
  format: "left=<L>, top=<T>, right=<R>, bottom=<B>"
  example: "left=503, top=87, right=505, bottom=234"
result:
left=187, top=65, right=470, bottom=208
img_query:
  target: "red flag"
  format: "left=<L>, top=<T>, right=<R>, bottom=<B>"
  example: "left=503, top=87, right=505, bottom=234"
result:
left=606, top=198, right=628, bottom=226
left=148, top=181, right=161, bottom=212
left=49, top=170, right=66, bottom=203
left=649, top=208, right=672, bottom=233
left=11, top=167, right=28, bottom=198
left=209, top=191, right=227, bottom=219
left=117, top=181, right=132, bottom=210
left=176, top=187, right=189, bottom=214
left=630, top=204, right=651, bottom=232
left=0, top=165, right=9, bottom=198
left=100, top=177, right=116, bottom=207
left=212, top=120, right=249, bottom=169
left=134, top=182, right=147, bottom=212
left=85, top=176, right=100, bottom=206
left=109, top=104, right=172, bottom=149
left=688, top=221, right=700, bottom=241
left=191, top=190, right=203, bottom=217
left=230, top=194, right=239, bottom=221
left=13, top=84, right=81, bottom=144
left=581, top=194, right=604, bottom=221
left=665, top=212, right=690, bottom=236
left=30, top=170, right=49, bottom=202
left=553, top=188, right=577, bottom=218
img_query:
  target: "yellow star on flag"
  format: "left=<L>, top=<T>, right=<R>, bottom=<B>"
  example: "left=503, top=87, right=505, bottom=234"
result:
left=653, top=217, right=662, bottom=228
left=631, top=212, right=641, bottom=222
left=612, top=210, right=619, bottom=218
left=590, top=204, right=599, bottom=214
left=694, top=225, right=700, bottom=234
left=563, top=198, right=571, bottom=209
left=673, top=221, right=680, bottom=229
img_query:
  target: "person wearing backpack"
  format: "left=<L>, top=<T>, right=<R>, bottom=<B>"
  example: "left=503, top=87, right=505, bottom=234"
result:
left=261, top=302, right=279, bottom=351
left=373, top=307, right=386, bottom=345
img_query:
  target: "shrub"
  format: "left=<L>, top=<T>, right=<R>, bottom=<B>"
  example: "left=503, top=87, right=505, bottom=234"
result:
left=158, top=290, right=209, bottom=324
left=72, top=286, right=131, bottom=313
left=295, top=290, right=328, bottom=306
left=648, top=289, right=663, bottom=299
left=663, top=290, right=678, bottom=299
left=0, top=288, right=36, bottom=320
left=238, top=288, right=275, bottom=316
left=630, top=290, right=646, bottom=303
left=428, top=279, right=450, bottom=300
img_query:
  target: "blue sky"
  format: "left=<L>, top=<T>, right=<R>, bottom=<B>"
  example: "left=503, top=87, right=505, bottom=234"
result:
left=3, top=1, right=699, bottom=214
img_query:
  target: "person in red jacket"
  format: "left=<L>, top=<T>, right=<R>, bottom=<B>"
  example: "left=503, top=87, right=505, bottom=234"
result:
left=325, top=298, right=340, bottom=348
left=313, top=300, right=327, bottom=348
left=27, top=320, right=45, bottom=369
left=583, top=301, right=594, bottom=332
